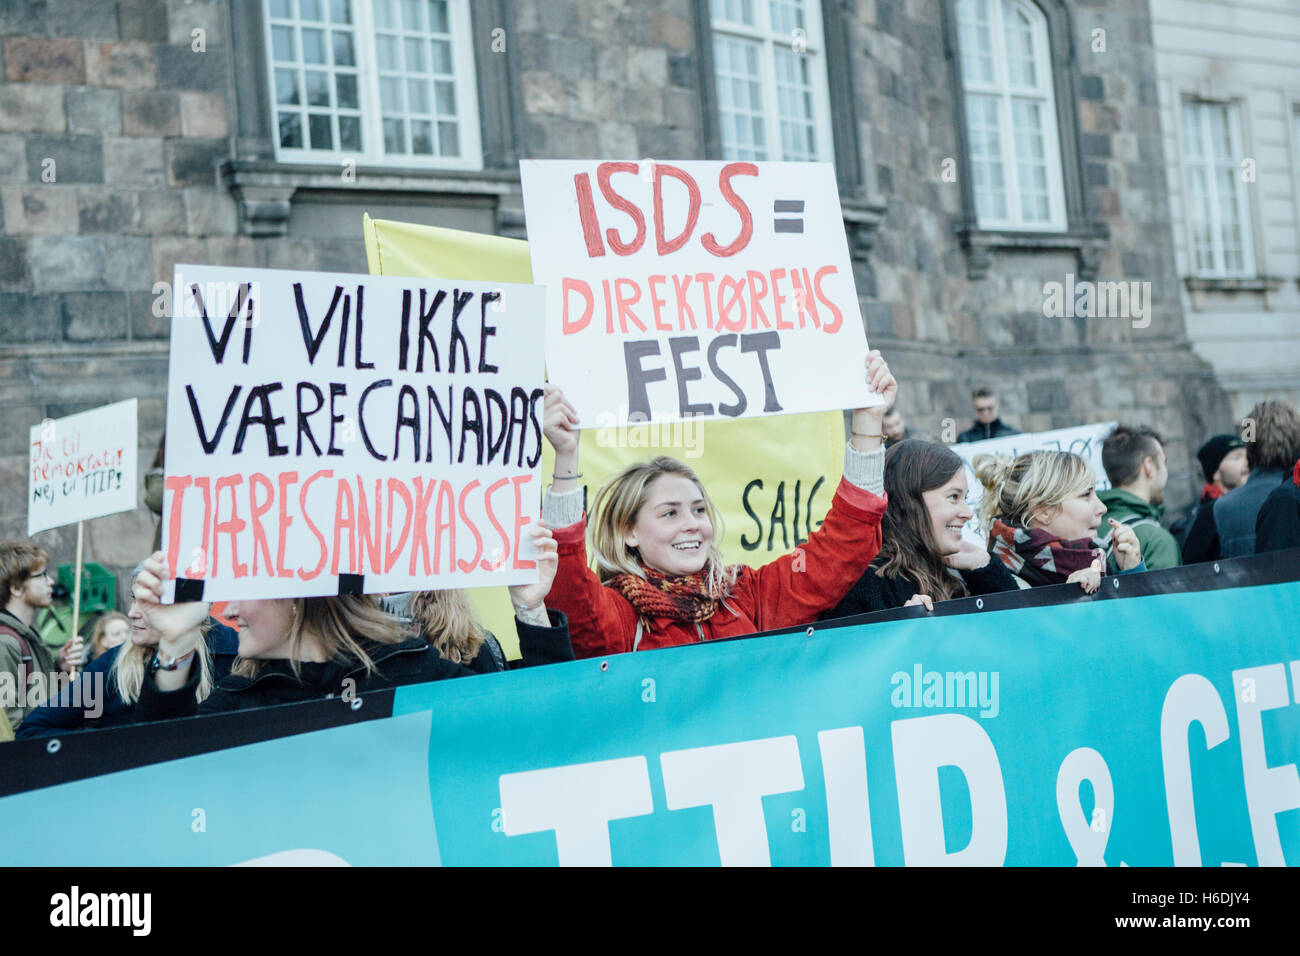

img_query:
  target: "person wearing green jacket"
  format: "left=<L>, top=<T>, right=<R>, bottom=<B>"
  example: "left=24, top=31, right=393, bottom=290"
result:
left=1099, top=424, right=1182, bottom=571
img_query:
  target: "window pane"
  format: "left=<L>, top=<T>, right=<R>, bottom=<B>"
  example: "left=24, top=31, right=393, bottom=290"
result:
left=1002, top=1, right=1036, bottom=87
left=306, top=70, right=331, bottom=106
left=383, top=117, right=406, bottom=153
left=272, top=25, right=295, bottom=61
left=380, top=76, right=404, bottom=111
left=278, top=111, right=303, bottom=148
left=300, top=0, right=323, bottom=21
left=309, top=113, right=333, bottom=149
left=769, top=0, right=805, bottom=37
left=405, top=37, right=427, bottom=73
left=339, top=114, right=362, bottom=151
left=374, top=0, right=397, bottom=29
left=714, top=34, right=767, bottom=159
left=269, top=0, right=292, bottom=18
left=302, top=28, right=327, bottom=63
left=957, top=0, right=995, bottom=85
left=402, top=0, right=425, bottom=31
left=428, top=0, right=449, bottom=33
left=411, top=119, right=433, bottom=154
left=408, top=78, right=430, bottom=114
left=332, top=31, right=355, bottom=66
left=335, top=72, right=358, bottom=109
left=275, top=68, right=300, bottom=105
left=376, top=34, right=400, bottom=67
left=430, top=39, right=452, bottom=73
left=438, top=120, right=459, bottom=156
left=434, top=79, right=456, bottom=115
left=330, top=0, right=353, bottom=23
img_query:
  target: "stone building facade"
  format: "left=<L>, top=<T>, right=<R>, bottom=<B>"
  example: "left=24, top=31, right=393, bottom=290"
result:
left=0, top=0, right=1237, bottom=596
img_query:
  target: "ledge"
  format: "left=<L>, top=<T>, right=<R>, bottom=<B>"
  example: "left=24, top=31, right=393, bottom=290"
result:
left=957, top=222, right=1111, bottom=280
left=221, top=160, right=525, bottom=238
left=1184, top=275, right=1287, bottom=311
left=840, top=193, right=889, bottom=259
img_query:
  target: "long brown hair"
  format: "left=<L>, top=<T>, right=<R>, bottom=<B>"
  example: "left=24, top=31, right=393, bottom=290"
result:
left=405, top=590, right=484, bottom=665
left=875, top=441, right=969, bottom=602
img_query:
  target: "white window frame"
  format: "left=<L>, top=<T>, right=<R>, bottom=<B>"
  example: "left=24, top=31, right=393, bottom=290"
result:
left=1177, top=98, right=1255, bottom=279
left=956, top=0, right=1067, bottom=232
left=262, top=0, right=483, bottom=170
left=709, top=0, right=835, bottom=163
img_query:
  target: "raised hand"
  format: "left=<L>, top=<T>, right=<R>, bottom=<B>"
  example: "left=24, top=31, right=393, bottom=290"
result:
left=542, top=384, right=580, bottom=458
left=850, top=350, right=898, bottom=451
left=1107, top=518, right=1143, bottom=571
left=1066, top=558, right=1103, bottom=594
left=508, top=522, right=558, bottom=613
left=132, top=551, right=209, bottom=658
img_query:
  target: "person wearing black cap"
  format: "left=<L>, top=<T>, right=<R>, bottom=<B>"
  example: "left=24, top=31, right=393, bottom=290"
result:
left=1176, top=434, right=1248, bottom=564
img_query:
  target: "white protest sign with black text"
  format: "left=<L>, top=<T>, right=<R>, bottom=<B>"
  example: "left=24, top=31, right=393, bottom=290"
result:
left=28, top=399, right=138, bottom=536
left=163, top=265, right=546, bottom=601
left=519, top=160, right=876, bottom=427
left=953, top=421, right=1117, bottom=543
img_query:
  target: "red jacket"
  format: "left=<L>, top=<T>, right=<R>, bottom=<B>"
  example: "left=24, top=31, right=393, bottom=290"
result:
left=550, top=479, right=887, bottom=658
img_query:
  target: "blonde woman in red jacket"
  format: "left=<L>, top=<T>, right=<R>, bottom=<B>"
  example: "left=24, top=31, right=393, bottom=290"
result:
left=539, top=351, right=895, bottom=658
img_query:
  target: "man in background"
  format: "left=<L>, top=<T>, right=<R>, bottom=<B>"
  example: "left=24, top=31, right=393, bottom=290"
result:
left=1215, top=401, right=1300, bottom=558
left=1099, top=424, right=1181, bottom=571
left=957, top=387, right=1020, bottom=443
left=1177, top=434, right=1248, bottom=563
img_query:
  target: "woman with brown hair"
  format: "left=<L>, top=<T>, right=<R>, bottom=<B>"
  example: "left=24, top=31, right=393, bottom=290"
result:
left=823, top=440, right=1018, bottom=618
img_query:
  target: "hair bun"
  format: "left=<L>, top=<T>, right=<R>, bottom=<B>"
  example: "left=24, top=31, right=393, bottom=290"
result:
left=972, top=453, right=1013, bottom=494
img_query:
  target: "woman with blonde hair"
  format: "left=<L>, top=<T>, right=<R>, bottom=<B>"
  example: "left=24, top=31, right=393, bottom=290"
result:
left=15, top=566, right=238, bottom=738
left=393, top=589, right=506, bottom=673
left=130, top=523, right=573, bottom=719
left=88, top=611, right=130, bottom=662
left=974, top=450, right=1144, bottom=592
left=540, top=351, right=895, bottom=658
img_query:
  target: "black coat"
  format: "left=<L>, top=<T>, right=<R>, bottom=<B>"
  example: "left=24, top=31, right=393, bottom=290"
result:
left=136, top=610, right=572, bottom=720
left=1256, top=477, right=1300, bottom=553
left=1179, top=491, right=1221, bottom=564
left=822, top=557, right=1018, bottom=620
left=15, top=622, right=239, bottom=738
left=956, top=419, right=1020, bottom=444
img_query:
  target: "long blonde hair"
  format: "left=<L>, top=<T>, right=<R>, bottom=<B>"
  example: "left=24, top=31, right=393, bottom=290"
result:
left=111, top=623, right=216, bottom=705
left=229, top=595, right=410, bottom=679
left=405, top=590, right=484, bottom=665
left=973, top=450, right=1096, bottom=537
left=588, top=456, right=735, bottom=594
left=89, top=612, right=129, bottom=660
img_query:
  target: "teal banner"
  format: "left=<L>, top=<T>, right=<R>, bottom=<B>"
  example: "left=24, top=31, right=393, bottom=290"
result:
left=2, top=571, right=1298, bottom=866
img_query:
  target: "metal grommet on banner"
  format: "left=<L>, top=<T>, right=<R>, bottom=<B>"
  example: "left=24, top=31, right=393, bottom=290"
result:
left=46, top=739, right=60, bottom=754
left=1213, top=563, right=1220, bottom=573
left=600, top=660, right=609, bottom=672
left=976, top=598, right=984, bottom=610
left=1112, top=577, right=1119, bottom=589
left=805, top=626, right=814, bottom=637
left=350, top=697, right=362, bottom=711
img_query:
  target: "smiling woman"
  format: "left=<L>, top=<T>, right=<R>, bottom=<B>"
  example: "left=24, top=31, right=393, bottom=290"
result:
left=540, top=350, right=898, bottom=658
left=822, top=440, right=1018, bottom=619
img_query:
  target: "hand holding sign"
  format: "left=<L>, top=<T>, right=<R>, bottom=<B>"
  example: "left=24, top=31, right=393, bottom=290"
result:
left=1067, top=558, right=1103, bottom=594
left=849, top=350, right=897, bottom=452
left=133, top=552, right=209, bottom=660
left=508, top=522, right=558, bottom=612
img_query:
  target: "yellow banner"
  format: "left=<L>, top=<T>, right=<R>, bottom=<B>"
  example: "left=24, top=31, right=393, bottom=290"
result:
left=363, top=215, right=844, bottom=658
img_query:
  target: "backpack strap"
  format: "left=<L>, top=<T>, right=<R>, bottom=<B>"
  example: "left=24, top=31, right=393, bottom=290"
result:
left=0, top=624, right=33, bottom=689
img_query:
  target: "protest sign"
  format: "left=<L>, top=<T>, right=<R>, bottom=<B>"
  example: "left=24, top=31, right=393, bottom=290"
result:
left=364, top=217, right=847, bottom=658
left=2, top=553, right=1297, bottom=866
left=952, top=422, right=1116, bottom=542
left=519, top=160, right=876, bottom=426
left=28, top=400, right=138, bottom=536
left=162, top=264, right=546, bottom=601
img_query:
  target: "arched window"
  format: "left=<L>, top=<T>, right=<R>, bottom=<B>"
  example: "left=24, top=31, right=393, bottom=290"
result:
left=956, top=0, right=1067, bottom=231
